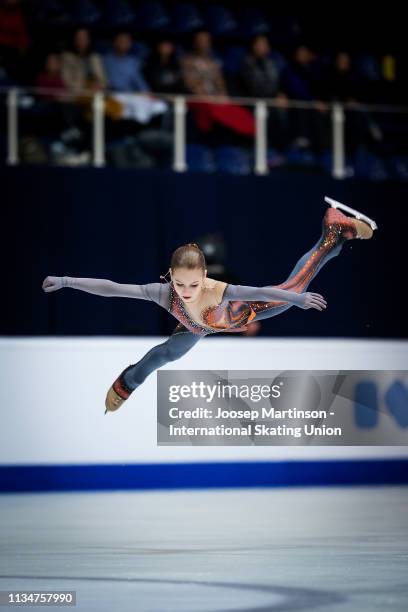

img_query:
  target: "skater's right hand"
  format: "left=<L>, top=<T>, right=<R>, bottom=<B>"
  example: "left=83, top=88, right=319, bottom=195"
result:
left=295, top=292, right=327, bottom=311
left=42, top=276, right=66, bottom=293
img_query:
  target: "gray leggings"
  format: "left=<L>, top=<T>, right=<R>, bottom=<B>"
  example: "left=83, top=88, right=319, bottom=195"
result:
left=122, top=229, right=344, bottom=392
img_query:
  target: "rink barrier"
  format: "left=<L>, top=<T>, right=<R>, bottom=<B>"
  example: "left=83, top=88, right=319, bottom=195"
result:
left=0, top=458, right=407, bottom=493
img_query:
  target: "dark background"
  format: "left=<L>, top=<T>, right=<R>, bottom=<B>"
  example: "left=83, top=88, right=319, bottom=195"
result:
left=3, top=165, right=407, bottom=339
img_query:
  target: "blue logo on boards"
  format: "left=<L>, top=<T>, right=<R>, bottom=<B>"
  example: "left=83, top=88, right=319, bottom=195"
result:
left=354, top=380, right=408, bottom=428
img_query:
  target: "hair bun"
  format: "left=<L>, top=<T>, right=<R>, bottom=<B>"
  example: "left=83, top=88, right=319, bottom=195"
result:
left=187, top=242, right=199, bottom=248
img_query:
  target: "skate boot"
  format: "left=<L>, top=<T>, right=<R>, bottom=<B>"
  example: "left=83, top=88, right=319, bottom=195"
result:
left=323, top=196, right=378, bottom=240
left=104, top=365, right=134, bottom=414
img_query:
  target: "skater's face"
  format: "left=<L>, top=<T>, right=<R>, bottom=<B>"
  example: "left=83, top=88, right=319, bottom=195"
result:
left=171, top=267, right=207, bottom=303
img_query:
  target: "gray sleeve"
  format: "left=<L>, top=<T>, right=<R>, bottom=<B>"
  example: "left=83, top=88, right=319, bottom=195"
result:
left=141, top=282, right=171, bottom=310
left=67, top=278, right=171, bottom=309
left=223, top=284, right=300, bottom=305
left=111, top=281, right=170, bottom=310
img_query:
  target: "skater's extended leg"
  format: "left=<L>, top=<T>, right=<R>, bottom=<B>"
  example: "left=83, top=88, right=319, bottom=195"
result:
left=105, top=324, right=201, bottom=413
left=252, top=205, right=372, bottom=321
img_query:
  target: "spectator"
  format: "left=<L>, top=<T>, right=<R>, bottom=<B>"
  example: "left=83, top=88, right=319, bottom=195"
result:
left=144, top=39, right=183, bottom=94
left=327, top=52, right=360, bottom=103
left=31, top=54, right=80, bottom=155
left=240, top=34, right=290, bottom=153
left=36, top=53, right=66, bottom=99
left=61, top=28, right=106, bottom=95
left=0, top=0, right=29, bottom=82
left=240, top=35, right=282, bottom=98
left=103, top=32, right=149, bottom=92
left=283, top=44, right=325, bottom=102
left=0, top=0, right=28, bottom=53
left=283, top=45, right=330, bottom=153
left=182, top=30, right=227, bottom=97
left=181, top=29, right=254, bottom=141
left=328, top=52, right=384, bottom=158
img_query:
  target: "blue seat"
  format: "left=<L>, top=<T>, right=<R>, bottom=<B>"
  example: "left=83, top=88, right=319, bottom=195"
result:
left=135, top=1, right=171, bottom=32
left=267, top=148, right=286, bottom=168
left=71, top=0, right=101, bottom=25
left=103, top=0, right=136, bottom=27
left=215, top=146, right=252, bottom=175
left=286, top=146, right=317, bottom=167
left=268, top=16, right=301, bottom=47
left=270, top=50, right=287, bottom=76
left=237, top=8, right=269, bottom=37
left=205, top=5, right=237, bottom=36
left=318, top=150, right=355, bottom=177
left=171, top=3, right=205, bottom=34
left=222, top=46, right=246, bottom=75
left=33, top=0, right=71, bottom=25
left=186, top=144, right=216, bottom=173
left=355, top=54, right=381, bottom=82
left=388, top=155, right=408, bottom=181
left=354, top=146, right=389, bottom=180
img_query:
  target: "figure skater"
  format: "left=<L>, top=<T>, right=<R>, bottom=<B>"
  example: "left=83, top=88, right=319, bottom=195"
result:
left=42, top=197, right=377, bottom=414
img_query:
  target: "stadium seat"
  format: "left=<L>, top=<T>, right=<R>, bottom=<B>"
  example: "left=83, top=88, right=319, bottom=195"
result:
left=186, top=144, right=216, bottom=173
left=33, top=0, right=71, bottom=25
left=237, top=8, right=270, bottom=37
left=222, top=46, right=246, bottom=75
left=354, top=146, right=389, bottom=180
left=71, top=0, right=101, bottom=25
left=286, top=146, right=317, bottom=167
left=318, top=150, right=355, bottom=178
left=215, top=146, right=252, bottom=174
left=389, top=155, right=408, bottom=181
left=267, top=16, right=301, bottom=47
left=103, top=0, right=136, bottom=27
left=135, top=1, right=171, bottom=33
left=171, top=3, right=205, bottom=34
left=204, top=5, right=237, bottom=36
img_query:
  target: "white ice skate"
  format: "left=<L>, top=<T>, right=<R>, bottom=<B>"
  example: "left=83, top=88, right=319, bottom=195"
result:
left=324, top=196, right=378, bottom=231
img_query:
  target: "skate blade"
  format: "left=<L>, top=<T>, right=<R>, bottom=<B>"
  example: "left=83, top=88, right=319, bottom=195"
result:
left=324, top=196, right=378, bottom=231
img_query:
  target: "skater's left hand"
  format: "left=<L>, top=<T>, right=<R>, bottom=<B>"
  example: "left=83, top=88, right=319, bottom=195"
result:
left=293, top=292, right=327, bottom=311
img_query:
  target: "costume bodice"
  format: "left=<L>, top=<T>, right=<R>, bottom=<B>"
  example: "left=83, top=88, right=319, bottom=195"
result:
left=168, top=281, right=256, bottom=336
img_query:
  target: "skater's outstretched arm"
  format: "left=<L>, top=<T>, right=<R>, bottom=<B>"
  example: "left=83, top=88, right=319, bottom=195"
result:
left=42, top=276, right=169, bottom=308
left=224, top=284, right=327, bottom=311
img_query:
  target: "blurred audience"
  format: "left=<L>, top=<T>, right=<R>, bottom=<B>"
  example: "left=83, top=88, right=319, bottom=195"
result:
left=283, top=45, right=330, bottom=153
left=240, top=35, right=282, bottom=98
left=182, top=30, right=227, bottom=97
left=0, top=0, right=28, bottom=82
left=0, top=2, right=405, bottom=175
left=0, top=0, right=28, bottom=53
left=183, top=30, right=255, bottom=140
left=326, top=51, right=384, bottom=158
left=327, top=52, right=361, bottom=103
left=240, top=35, right=290, bottom=154
left=35, top=53, right=66, bottom=99
left=283, top=45, right=325, bottom=102
left=144, top=39, right=183, bottom=94
left=103, top=32, right=149, bottom=92
left=61, top=28, right=106, bottom=95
